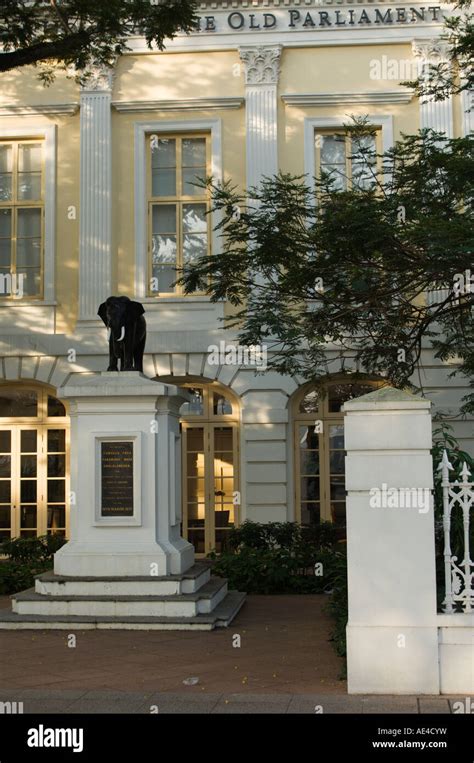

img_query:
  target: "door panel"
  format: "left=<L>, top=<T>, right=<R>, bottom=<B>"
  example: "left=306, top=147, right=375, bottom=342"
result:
left=182, top=425, right=206, bottom=555
left=0, top=429, right=12, bottom=540
left=182, top=421, right=239, bottom=555
left=211, top=425, right=236, bottom=553
left=0, top=425, right=68, bottom=540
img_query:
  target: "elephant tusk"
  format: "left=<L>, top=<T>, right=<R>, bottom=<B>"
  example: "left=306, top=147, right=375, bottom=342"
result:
left=107, top=327, right=111, bottom=340
left=117, top=326, right=125, bottom=342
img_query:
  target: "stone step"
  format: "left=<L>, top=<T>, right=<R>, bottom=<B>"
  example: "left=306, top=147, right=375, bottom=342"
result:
left=13, top=577, right=228, bottom=618
left=0, top=592, right=246, bottom=631
left=35, top=562, right=211, bottom=597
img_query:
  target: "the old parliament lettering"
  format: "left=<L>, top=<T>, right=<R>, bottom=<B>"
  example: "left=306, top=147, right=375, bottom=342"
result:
left=197, top=6, right=443, bottom=33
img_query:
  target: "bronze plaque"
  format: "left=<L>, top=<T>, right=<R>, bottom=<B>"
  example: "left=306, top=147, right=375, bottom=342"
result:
left=101, top=441, right=134, bottom=517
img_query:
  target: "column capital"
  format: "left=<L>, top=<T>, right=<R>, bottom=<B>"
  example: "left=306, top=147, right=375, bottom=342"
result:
left=80, top=62, right=116, bottom=93
left=411, top=38, right=450, bottom=62
left=239, top=45, right=282, bottom=86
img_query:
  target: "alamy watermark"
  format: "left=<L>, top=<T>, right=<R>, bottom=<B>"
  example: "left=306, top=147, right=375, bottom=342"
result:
left=453, top=269, right=473, bottom=297
left=0, top=273, right=25, bottom=298
left=369, top=483, right=431, bottom=514
left=207, top=341, right=268, bottom=369
left=27, top=725, right=84, bottom=753
left=369, top=55, right=424, bottom=82
left=0, top=700, right=23, bottom=714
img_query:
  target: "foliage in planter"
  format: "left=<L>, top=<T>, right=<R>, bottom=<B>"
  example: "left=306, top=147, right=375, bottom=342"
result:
left=0, top=534, right=67, bottom=595
left=210, top=520, right=342, bottom=594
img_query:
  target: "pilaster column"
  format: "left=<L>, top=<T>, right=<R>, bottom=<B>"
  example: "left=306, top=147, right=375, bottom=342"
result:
left=78, top=66, right=114, bottom=321
left=239, top=45, right=282, bottom=190
left=412, top=39, right=453, bottom=137
left=461, top=86, right=474, bottom=136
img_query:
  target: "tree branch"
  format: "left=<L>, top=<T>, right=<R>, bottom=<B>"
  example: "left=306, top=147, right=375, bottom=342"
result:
left=49, top=0, right=72, bottom=34
left=0, top=29, right=91, bottom=72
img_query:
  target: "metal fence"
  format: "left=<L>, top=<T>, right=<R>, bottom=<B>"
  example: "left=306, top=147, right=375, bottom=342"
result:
left=439, top=449, right=474, bottom=613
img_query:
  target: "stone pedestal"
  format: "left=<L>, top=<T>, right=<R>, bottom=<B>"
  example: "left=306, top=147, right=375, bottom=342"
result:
left=54, top=372, right=194, bottom=577
left=0, top=372, right=245, bottom=630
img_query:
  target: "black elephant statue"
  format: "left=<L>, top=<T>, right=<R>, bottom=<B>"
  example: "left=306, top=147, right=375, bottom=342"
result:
left=98, top=296, right=146, bottom=372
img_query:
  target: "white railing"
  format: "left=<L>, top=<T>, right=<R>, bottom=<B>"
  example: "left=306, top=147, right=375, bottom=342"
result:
left=439, top=450, right=474, bottom=613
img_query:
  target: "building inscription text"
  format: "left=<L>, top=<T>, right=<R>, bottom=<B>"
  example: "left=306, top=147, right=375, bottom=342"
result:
left=197, top=6, right=443, bottom=32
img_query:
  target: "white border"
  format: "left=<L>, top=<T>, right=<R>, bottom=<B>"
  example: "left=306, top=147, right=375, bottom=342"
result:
left=94, top=432, right=142, bottom=526
left=303, top=114, right=394, bottom=192
left=134, top=118, right=223, bottom=300
left=0, top=125, right=56, bottom=302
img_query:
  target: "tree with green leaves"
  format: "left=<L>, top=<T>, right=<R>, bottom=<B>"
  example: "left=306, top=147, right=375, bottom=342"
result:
left=0, top=0, right=197, bottom=83
left=403, top=0, right=473, bottom=100
left=178, top=121, right=474, bottom=412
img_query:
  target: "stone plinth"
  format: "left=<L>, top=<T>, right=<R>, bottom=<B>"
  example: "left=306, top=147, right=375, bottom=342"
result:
left=54, top=371, right=194, bottom=577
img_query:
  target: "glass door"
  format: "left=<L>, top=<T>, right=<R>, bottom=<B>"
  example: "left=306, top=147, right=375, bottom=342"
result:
left=182, top=424, right=207, bottom=555
left=0, top=425, right=68, bottom=540
left=181, top=420, right=239, bottom=555
left=211, top=424, right=237, bottom=553
left=294, top=380, right=382, bottom=535
left=19, top=427, right=39, bottom=537
left=0, top=429, right=12, bottom=540
left=180, top=383, right=240, bottom=556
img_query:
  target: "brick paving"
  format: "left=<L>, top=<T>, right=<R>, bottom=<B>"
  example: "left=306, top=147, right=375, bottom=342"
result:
left=0, top=594, right=469, bottom=713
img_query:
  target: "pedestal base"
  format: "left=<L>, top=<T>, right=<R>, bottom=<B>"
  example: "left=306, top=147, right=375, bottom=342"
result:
left=0, top=564, right=246, bottom=631
left=54, top=538, right=194, bottom=577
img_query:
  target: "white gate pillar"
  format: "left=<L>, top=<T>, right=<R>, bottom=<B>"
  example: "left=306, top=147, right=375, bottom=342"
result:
left=343, top=387, right=440, bottom=694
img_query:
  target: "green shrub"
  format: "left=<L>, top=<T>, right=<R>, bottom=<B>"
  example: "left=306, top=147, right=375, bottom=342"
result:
left=210, top=519, right=343, bottom=595
left=226, top=519, right=338, bottom=552
left=0, top=560, right=50, bottom=595
left=325, top=553, right=348, bottom=661
left=0, top=534, right=67, bottom=595
left=1, top=534, right=66, bottom=564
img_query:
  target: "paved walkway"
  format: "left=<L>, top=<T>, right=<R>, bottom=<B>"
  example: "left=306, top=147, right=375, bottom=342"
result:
left=0, top=594, right=344, bottom=694
left=0, top=689, right=466, bottom=714
left=0, top=594, right=469, bottom=714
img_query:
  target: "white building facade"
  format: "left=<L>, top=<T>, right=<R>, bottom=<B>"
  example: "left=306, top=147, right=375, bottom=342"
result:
left=0, top=0, right=471, bottom=554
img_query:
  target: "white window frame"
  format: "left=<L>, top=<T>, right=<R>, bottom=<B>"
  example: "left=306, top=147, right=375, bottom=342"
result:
left=304, top=115, right=394, bottom=194
left=134, top=118, right=223, bottom=301
left=0, top=125, right=56, bottom=303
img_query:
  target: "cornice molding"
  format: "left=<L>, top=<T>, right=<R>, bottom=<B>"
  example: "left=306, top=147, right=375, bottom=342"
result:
left=282, top=90, right=413, bottom=105
left=239, top=44, right=282, bottom=85
left=113, top=97, right=244, bottom=112
left=0, top=103, right=79, bottom=116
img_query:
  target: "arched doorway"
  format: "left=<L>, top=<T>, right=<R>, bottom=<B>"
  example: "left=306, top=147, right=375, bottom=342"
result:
left=179, top=382, right=240, bottom=555
left=0, top=383, right=69, bottom=540
left=293, top=378, right=383, bottom=534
